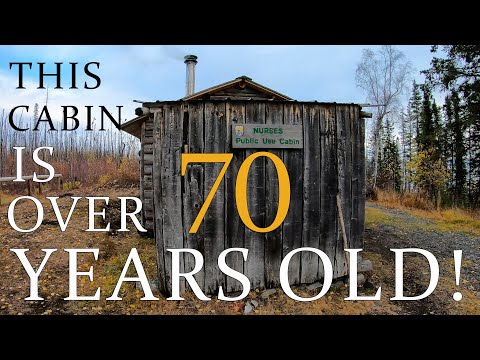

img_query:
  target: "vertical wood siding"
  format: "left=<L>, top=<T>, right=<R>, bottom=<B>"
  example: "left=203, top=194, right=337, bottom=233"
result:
left=151, top=101, right=365, bottom=294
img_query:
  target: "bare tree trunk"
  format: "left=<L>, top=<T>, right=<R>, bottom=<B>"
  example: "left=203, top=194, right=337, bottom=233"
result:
left=372, top=114, right=384, bottom=189
left=355, top=46, right=413, bottom=191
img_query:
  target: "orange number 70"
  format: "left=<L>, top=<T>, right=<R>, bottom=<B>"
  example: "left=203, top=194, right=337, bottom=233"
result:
left=181, top=152, right=291, bottom=234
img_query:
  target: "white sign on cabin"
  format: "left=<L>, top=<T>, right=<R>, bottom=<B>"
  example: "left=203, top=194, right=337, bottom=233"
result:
left=232, top=124, right=303, bottom=149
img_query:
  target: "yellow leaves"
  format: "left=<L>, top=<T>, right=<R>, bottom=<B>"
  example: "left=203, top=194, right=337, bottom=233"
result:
left=407, top=148, right=449, bottom=191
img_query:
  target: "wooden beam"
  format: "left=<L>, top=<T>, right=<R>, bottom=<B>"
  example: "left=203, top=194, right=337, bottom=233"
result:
left=360, top=111, right=373, bottom=118
left=358, top=104, right=385, bottom=107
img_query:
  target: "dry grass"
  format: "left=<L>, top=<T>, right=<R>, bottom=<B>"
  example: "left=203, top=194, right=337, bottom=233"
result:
left=365, top=207, right=393, bottom=228
left=0, top=156, right=140, bottom=193
left=410, top=208, right=480, bottom=237
left=0, top=191, right=16, bottom=206
left=375, top=189, right=434, bottom=211
left=372, top=190, right=480, bottom=237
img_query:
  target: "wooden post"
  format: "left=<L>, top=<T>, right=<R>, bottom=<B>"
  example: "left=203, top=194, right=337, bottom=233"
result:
left=57, top=176, right=62, bottom=191
left=27, top=180, right=32, bottom=196
left=38, top=182, right=42, bottom=195
left=336, top=194, right=350, bottom=273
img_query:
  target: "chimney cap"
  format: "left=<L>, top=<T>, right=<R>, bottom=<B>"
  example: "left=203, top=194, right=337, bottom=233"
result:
left=184, top=54, right=198, bottom=63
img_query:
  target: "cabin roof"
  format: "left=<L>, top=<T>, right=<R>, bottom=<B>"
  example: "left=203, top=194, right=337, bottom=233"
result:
left=120, top=76, right=369, bottom=137
left=182, top=76, right=293, bottom=101
left=121, top=114, right=147, bottom=139
left=121, top=76, right=291, bottom=137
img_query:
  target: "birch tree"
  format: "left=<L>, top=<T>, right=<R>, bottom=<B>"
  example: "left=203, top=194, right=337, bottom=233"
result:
left=356, top=45, right=413, bottom=189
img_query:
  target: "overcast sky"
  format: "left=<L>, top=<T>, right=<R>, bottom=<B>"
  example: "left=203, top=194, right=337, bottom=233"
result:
left=0, top=45, right=436, bottom=125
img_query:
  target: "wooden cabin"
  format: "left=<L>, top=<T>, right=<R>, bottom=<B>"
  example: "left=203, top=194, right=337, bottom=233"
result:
left=121, top=55, right=369, bottom=295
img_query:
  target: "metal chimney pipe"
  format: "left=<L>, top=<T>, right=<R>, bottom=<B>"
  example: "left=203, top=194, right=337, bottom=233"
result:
left=184, top=55, right=198, bottom=96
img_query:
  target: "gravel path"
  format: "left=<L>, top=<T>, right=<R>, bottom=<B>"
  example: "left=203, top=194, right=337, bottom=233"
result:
left=366, top=202, right=480, bottom=292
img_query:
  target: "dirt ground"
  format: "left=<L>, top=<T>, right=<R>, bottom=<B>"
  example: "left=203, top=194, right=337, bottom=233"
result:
left=0, top=186, right=479, bottom=315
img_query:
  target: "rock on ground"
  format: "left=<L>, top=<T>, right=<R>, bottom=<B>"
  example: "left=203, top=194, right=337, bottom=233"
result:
left=244, top=302, right=253, bottom=314
left=261, top=289, right=277, bottom=299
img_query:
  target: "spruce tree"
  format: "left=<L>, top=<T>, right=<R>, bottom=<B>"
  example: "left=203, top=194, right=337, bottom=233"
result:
left=418, top=85, right=435, bottom=151
left=401, top=81, right=423, bottom=192
left=410, top=81, right=422, bottom=142
left=400, top=109, right=411, bottom=191
left=378, top=118, right=402, bottom=192
left=423, top=45, right=480, bottom=207
left=451, top=90, right=467, bottom=203
left=432, top=100, right=444, bottom=160
left=444, top=94, right=455, bottom=196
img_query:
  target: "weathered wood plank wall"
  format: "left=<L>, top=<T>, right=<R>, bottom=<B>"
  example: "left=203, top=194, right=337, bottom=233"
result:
left=301, top=104, right=321, bottom=283
left=225, top=101, right=246, bottom=292
left=244, top=102, right=266, bottom=290
left=153, top=109, right=166, bottom=293
left=151, top=101, right=365, bottom=295
left=282, top=103, right=303, bottom=284
left=265, top=102, right=283, bottom=288
left=183, top=102, right=205, bottom=290
left=204, top=102, right=227, bottom=293
left=141, top=117, right=155, bottom=233
left=320, top=105, right=338, bottom=278
left=157, top=105, right=184, bottom=294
